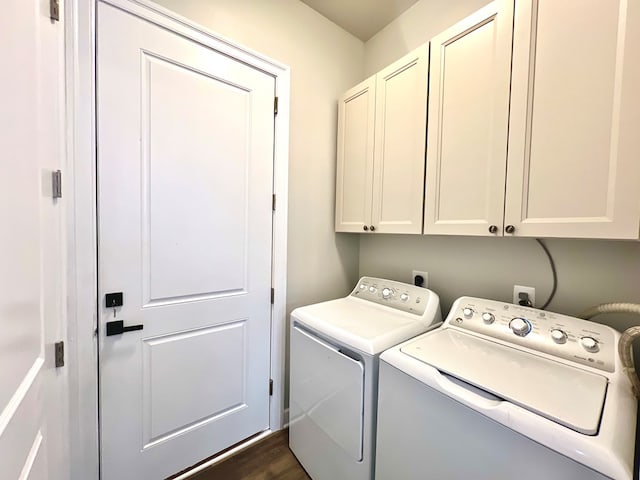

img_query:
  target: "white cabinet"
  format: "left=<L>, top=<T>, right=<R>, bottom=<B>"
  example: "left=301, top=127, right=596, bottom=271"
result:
left=335, top=46, right=428, bottom=234
left=424, top=1, right=513, bottom=236
left=335, top=77, right=376, bottom=233
left=504, top=0, right=640, bottom=239
left=425, top=0, right=640, bottom=239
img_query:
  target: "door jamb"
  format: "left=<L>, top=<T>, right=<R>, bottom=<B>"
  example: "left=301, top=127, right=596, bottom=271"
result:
left=65, top=1, right=290, bottom=478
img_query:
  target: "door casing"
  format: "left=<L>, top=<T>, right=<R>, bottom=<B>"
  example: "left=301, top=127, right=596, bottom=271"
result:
left=64, top=1, right=290, bottom=478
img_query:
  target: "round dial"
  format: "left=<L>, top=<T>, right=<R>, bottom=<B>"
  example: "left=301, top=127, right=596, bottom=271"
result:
left=462, top=308, right=474, bottom=318
left=550, top=329, right=567, bottom=344
left=400, top=293, right=409, bottom=302
left=368, top=286, right=377, bottom=293
left=510, top=317, right=532, bottom=336
left=359, top=284, right=366, bottom=290
left=581, top=336, right=599, bottom=352
left=382, top=287, right=392, bottom=299
left=481, top=312, right=495, bottom=324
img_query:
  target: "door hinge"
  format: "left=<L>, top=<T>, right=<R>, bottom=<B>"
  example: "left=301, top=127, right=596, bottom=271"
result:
left=269, top=379, right=274, bottom=396
left=272, top=194, right=276, bottom=211
left=54, top=341, right=64, bottom=368
left=50, top=0, right=60, bottom=22
left=274, top=96, right=279, bottom=115
left=270, top=288, right=275, bottom=304
left=52, top=170, right=62, bottom=199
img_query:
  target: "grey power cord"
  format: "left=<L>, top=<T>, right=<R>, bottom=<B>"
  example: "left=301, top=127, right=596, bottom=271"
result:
left=536, top=239, right=557, bottom=310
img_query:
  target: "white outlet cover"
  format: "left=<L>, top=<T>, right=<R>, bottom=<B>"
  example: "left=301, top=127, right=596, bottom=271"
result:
left=513, top=285, right=535, bottom=307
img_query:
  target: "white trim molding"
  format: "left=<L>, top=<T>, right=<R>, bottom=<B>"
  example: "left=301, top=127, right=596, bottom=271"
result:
left=65, top=0, right=100, bottom=478
left=66, top=1, right=290, bottom=477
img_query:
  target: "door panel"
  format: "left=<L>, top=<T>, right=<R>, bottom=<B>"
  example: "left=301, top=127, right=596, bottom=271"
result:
left=0, top=371, right=45, bottom=480
left=98, top=3, right=275, bottom=478
left=505, top=0, right=640, bottom=238
left=372, top=47, right=428, bottom=234
left=523, top=1, right=616, bottom=219
left=142, top=321, right=247, bottom=446
left=424, top=1, right=513, bottom=236
left=335, top=78, right=376, bottom=232
left=0, top=0, right=66, bottom=479
left=143, top=54, right=250, bottom=302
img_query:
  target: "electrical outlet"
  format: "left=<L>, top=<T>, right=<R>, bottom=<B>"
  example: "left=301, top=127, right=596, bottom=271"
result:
left=412, top=270, right=428, bottom=288
left=513, top=285, right=535, bottom=307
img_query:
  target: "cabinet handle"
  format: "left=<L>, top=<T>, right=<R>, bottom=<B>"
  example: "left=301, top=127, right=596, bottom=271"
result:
left=363, top=225, right=369, bottom=231
left=505, top=225, right=516, bottom=234
left=370, top=225, right=376, bottom=232
left=488, top=225, right=498, bottom=234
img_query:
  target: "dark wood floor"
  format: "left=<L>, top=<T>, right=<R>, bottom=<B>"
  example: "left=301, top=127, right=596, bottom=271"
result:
left=189, top=430, right=311, bottom=480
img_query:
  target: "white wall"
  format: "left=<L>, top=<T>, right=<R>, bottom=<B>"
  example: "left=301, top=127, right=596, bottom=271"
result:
left=151, top=0, right=364, bottom=312
left=360, top=235, right=640, bottom=332
left=362, top=0, right=640, bottom=333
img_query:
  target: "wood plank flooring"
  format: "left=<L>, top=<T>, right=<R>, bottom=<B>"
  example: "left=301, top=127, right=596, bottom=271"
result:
left=188, top=430, right=310, bottom=480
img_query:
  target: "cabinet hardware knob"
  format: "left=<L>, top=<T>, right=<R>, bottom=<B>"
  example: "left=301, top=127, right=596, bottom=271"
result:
left=488, top=225, right=498, bottom=234
left=363, top=225, right=369, bottom=231
left=370, top=225, right=376, bottom=232
left=505, top=225, right=516, bottom=234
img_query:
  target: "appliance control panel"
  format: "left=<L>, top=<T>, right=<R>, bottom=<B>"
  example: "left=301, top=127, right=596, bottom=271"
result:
left=447, top=297, right=616, bottom=373
left=350, top=276, right=435, bottom=316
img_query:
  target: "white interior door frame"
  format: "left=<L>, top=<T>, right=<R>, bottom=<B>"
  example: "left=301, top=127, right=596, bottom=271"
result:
left=65, top=1, right=290, bottom=478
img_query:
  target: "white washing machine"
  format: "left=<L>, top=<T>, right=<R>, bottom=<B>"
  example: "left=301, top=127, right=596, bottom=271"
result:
left=376, top=296, right=638, bottom=480
left=289, top=277, right=441, bottom=480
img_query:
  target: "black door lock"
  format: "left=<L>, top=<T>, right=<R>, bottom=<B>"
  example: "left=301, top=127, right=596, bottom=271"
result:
left=105, top=292, right=124, bottom=308
left=106, top=320, right=143, bottom=336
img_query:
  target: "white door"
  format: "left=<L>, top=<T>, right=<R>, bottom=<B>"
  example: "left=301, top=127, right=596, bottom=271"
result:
left=372, top=46, right=428, bottom=234
left=97, top=3, right=275, bottom=479
left=335, top=77, right=376, bottom=233
left=423, top=1, right=513, bottom=237
left=504, top=0, right=640, bottom=239
left=0, top=0, right=67, bottom=479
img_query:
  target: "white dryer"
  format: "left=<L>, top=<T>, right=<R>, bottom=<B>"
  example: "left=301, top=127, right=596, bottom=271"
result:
left=289, top=277, right=441, bottom=480
left=376, top=297, right=638, bottom=480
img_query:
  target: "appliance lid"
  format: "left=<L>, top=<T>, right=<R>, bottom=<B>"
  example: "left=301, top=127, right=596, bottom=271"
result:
left=400, top=328, right=608, bottom=435
left=291, top=297, right=436, bottom=355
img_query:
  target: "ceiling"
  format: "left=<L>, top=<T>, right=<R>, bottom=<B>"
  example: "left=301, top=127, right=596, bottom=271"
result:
left=300, top=0, right=420, bottom=41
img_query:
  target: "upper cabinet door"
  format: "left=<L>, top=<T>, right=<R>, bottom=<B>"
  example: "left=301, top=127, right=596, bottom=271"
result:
left=372, top=46, right=429, bottom=234
left=505, top=0, right=640, bottom=239
left=424, top=1, right=514, bottom=236
left=335, top=77, right=376, bottom=233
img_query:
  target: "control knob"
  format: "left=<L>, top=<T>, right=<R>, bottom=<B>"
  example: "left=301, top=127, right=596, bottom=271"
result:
left=550, top=329, right=567, bottom=344
left=481, top=312, right=495, bottom=324
left=369, top=286, right=377, bottom=293
left=510, top=317, right=531, bottom=336
left=462, top=308, right=474, bottom=319
left=580, top=336, right=599, bottom=353
left=400, top=293, right=409, bottom=302
left=382, top=288, right=392, bottom=299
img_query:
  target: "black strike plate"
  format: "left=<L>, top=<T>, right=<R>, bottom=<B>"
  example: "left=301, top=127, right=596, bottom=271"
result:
left=105, top=292, right=123, bottom=308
